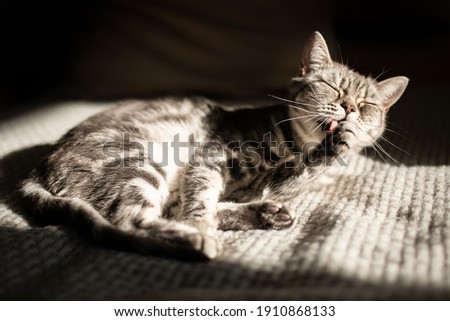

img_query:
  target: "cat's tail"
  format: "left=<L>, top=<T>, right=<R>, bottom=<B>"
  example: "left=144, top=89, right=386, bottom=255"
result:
left=20, top=178, right=219, bottom=260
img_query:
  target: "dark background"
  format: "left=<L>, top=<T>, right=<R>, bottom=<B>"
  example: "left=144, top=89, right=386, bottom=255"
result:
left=0, top=0, right=449, bottom=105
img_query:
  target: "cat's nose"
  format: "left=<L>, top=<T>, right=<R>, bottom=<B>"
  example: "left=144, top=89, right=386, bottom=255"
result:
left=340, top=102, right=355, bottom=115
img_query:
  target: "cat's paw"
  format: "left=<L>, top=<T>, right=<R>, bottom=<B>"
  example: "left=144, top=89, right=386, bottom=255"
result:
left=187, top=233, right=222, bottom=260
left=327, top=121, right=357, bottom=157
left=250, top=200, right=294, bottom=230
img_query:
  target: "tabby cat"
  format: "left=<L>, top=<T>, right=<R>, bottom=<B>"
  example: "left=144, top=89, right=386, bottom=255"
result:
left=21, top=32, right=408, bottom=260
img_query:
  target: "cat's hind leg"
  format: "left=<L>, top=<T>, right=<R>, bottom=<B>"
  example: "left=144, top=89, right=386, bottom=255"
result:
left=107, top=174, right=168, bottom=230
left=102, top=172, right=220, bottom=259
left=21, top=176, right=219, bottom=260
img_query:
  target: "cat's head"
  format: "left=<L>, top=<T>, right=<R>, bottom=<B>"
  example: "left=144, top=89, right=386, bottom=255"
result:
left=289, top=31, right=408, bottom=150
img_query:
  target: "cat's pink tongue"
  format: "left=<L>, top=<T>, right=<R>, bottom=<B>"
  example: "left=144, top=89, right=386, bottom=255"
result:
left=324, top=120, right=338, bottom=132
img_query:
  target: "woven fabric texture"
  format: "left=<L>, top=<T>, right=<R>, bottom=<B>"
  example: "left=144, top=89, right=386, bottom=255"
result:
left=0, top=85, right=449, bottom=300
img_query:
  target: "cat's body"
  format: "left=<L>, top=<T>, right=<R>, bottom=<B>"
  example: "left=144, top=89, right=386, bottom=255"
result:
left=21, top=32, right=408, bottom=259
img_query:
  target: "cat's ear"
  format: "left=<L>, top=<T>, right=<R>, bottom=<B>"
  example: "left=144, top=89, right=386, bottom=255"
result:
left=376, top=76, right=409, bottom=111
left=301, top=31, right=332, bottom=76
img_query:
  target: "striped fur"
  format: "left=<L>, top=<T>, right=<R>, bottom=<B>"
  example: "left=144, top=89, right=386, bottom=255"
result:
left=21, top=32, right=408, bottom=260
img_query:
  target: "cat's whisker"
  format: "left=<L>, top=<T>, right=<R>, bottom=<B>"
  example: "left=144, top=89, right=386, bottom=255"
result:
left=304, top=115, right=323, bottom=131
left=268, top=94, right=301, bottom=105
left=275, top=114, right=320, bottom=126
left=276, top=114, right=319, bottom=126
left=296, top=114, right=322, bottom=122
left=337, top=43, right=344, bottom=65
left=383, top=128, right=408, bottom=139
left=386, top=121, right=407, bottom=131
left=287, top=113, right=320, bottom=119
left=297, top=101, right=321, bottom=108
left=372, top=143, right=390, bottom=164
left=361, top=122, right=408, bottom=140
left=374, top=141, right=403, bottom=166
left=385, top=121, right=409, bottom=137
left=379, top=136, right=411, bottom=156
left=309, top=86, right=323, bottom=106
left=307, top=98, right=323, bottom=108
left=268, top=94, right=320, bottom=109
left=311, top=118, right=327, bottom=133
left=285, top=104, right=320, bottom=114
left=359, top=130, right=390, bottom=164
left=362, top=122, right=410, bottom=148
left=370, top=137, right=403, bottom=166
left=354, top=122, right=403, bottom=166
left=374, top=68, right=391, bottom=81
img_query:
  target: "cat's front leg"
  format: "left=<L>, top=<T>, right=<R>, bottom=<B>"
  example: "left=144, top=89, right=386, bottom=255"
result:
left=178, top=144, right=225, bottom=243
left=257, top=122, right=358, bottom=202
left=318, top=120, right=359, bottom=165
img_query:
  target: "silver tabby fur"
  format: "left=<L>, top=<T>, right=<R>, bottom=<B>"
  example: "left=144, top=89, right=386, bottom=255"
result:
left=21, top=32, right=408, bottom=260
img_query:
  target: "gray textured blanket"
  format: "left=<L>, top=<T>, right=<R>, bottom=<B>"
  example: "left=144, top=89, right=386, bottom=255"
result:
left=1, top=85, right=449, bottom=299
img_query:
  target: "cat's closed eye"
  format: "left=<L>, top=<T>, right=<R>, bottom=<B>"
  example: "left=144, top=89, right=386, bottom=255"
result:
left=321, top=79, right=341, bottom=97
left=359, top=102, right=382, bottom=112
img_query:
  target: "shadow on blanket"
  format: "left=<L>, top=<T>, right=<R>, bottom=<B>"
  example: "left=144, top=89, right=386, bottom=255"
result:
left=2, top=222, right=449, bottom=300
left=0, top=144, right=54, bottom=226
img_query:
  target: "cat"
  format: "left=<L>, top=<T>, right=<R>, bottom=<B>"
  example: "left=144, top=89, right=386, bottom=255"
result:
left=21, top=31, right=408, bottom=260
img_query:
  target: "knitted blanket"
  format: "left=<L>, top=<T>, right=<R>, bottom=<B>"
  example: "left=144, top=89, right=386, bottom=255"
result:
left=1, top=85, right=449, bottom=299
